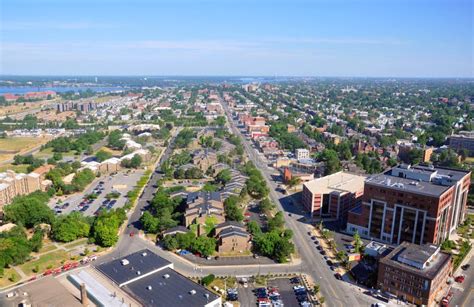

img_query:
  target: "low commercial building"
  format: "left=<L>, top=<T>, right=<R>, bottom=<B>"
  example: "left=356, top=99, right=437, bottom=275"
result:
left=95, top=249, right=221, bottom=307
left=0, top=276, right=83, bottom=307
left=302, top=171, right=366, bottom=219
left=295, top=148, right=310, bottom=161
left=377, top=242, right=452, bottom=306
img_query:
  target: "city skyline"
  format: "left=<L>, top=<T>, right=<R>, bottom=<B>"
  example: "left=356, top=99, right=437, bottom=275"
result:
left=1, top=0, right=472, bottom=77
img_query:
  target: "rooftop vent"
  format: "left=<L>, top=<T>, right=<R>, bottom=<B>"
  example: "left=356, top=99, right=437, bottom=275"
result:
left=137, top=271, right=141, bottom=275
left=163, top=274, right=170, bottom=279
left=142, top=252, right=147, bottom=256
left=121, top=259, right=129, bottom=266
left=147, top=286, right=152, bottom=290
left=189, top=290, right=196, bottom=295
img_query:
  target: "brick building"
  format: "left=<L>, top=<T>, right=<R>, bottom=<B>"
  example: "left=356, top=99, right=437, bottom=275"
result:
left=215, top=221, right=251, bottom=253
left=185, top=192, right=225, bottom=235
left=449, top=131, right=474, bottom=156
left=346, top=164, right=470, bottom=245
left=0, top=171, right=42, bottom=212
left=302, top=172, right=366, bottom=219
left=377, top=242, right=452, bottom=306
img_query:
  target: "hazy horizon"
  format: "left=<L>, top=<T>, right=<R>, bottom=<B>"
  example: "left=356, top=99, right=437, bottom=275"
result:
left=1, top=0, right=473, bottom=78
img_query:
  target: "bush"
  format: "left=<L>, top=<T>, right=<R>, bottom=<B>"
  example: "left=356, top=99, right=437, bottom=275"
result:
left=201, top=274, right=215, bottom=286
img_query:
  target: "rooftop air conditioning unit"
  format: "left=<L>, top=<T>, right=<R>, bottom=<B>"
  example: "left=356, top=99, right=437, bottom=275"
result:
left=142, top=252, right=147, bottom=256
left=163, top=274, right=170, bottom=279
left=147, top=286, right=152, bottom=290
left=190, top=290, right=196, bottom=295
left=121, top=259, right=129, bottom=266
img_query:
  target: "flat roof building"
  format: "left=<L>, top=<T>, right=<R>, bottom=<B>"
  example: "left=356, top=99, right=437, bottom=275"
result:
left=346, top=164, right=471, bottom=245
left=377, top=242, right=452, bottom=306
left=302, top=171, right=366, bottom=219
left=95, top=249, right=221, bottom=307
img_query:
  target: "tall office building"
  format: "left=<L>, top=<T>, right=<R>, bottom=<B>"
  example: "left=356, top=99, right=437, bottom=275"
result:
left=347, top=164, right=470, bottom=245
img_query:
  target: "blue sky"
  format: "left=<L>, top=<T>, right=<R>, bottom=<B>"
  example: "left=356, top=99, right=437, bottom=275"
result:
left=1, top=0, right=472, bottom=77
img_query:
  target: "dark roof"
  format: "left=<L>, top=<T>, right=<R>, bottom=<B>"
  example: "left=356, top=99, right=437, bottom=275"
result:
left=216, top=221, right=245, bottom=229
left=365, top=173, right=451, bottom=197
left=380, top=242, right=451, bottom=280
left=95, top=249, right=171, bottom=286
left=124, top=267, right=220, bottom=307
left=219, top=227, right=250, bottom=239
left=187, top=191, right=221, bottom=204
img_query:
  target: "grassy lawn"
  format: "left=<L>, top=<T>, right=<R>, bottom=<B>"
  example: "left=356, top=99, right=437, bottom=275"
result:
left=0, top=268, right=18, bottom=288
left=0, top=137, right=42, bottom=152
left=97, top=146, right=122, bottom=156
left=62, top=238, right=88, bottom=249
left=465, top=157, right=474, bottom=164
left=0, top=163, right=29, bottom=173
left=37, top=244, right=57, bottom=254
left=35, top=147, right=77, bottom=159
left=19, top=250, right=70, bottom=275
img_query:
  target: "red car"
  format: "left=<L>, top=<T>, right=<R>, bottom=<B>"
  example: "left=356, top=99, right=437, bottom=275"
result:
left=43, top=269, right=53, bottom=276
left=129, top=232, right=135, bottom=237
left=455, top=275, right=465, bottom=283
left=53, top=268, right=62, bottom=275
left=244, top=212, right=251, bottom=217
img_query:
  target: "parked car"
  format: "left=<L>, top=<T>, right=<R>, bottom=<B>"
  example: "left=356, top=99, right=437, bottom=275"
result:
left=290, top=277, right=301, bottom=284
left=455, top=275, right=465, bottom=283
left=334, top=273, right=342, bottom=280
left=461, top=264, right=471, bottom=271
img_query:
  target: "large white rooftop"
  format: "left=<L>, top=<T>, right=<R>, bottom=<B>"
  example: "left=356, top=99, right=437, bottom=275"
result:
left=303, top=171, right=366, bottom=195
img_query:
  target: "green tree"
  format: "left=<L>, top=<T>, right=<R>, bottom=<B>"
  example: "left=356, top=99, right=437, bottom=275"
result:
left=52, top=212, right=90, bottom=242
left=224, top=196, right=244, bottom=222
left=95, top=150, right=112, bottom=162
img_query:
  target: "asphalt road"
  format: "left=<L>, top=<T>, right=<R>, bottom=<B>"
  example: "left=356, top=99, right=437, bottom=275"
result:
left=220, top=96, right=379, bottom=307
left=451, top=252, right=474, bottom=307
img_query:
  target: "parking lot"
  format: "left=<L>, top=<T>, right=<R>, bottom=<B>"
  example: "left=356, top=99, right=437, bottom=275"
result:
left=48, top=169, right=144, bottom=216
left=235, top=277, right=311, bottom=307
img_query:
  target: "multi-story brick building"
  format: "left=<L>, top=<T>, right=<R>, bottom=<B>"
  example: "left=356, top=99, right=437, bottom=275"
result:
left=346, top=164, right=470, bottom=245
left=0, top=170, right=42, bottom=212
left=449, top=131, right=474, bottom=156
left=377, top=242, right=452, bottom=306
left=302, top=171, right=366, bottom=219
left=215, top=221, right=251, bottom=253
left=185, top=192, right=225, bottom=235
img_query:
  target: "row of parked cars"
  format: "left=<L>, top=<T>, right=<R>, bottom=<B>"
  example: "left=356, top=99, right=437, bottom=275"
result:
left=254, top=286, right=284, bottom=307
left=308, top=232, right=343, bottom=280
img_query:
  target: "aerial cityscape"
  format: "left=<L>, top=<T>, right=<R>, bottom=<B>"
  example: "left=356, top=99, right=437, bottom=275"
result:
left=0, top=1, right=472, bottom=307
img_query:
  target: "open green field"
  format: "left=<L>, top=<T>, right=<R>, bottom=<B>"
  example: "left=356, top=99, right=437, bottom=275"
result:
left=0, top=163, right=29, bottom=173
left=35, top=147, right=77, bottom=159
left=0, top=268, right=18, bottom=288
left=19, top=250, right=70, bottom=275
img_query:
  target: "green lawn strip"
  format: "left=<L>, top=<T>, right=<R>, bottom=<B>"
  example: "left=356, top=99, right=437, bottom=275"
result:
left=62, top=238, right=88, bottom=249
left=0, top=164, right=29, bottom=173
left=37, top=244, right=57, bottom=254
left=0, top=268, right=18, bottom=288
left=19, top=250, right=70, bottom=276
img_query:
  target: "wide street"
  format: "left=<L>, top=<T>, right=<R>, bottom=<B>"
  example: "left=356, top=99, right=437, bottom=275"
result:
left=220, top=96, right=380, bottom=307
left=97, top=114, right=381, bottom=307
